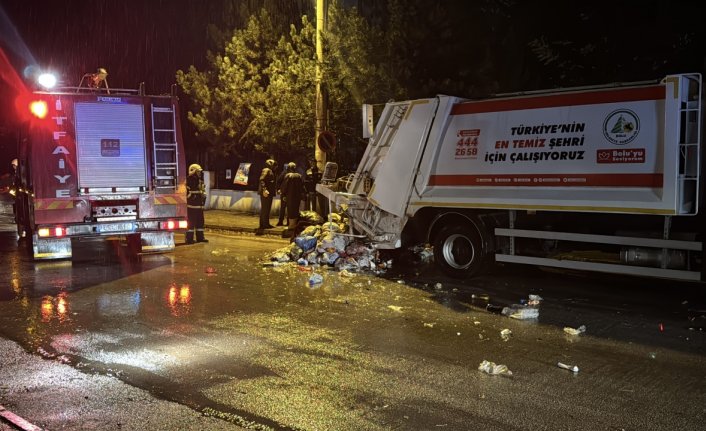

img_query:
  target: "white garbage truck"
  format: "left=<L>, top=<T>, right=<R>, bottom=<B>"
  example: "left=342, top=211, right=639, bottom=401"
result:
left=317, top=73, right=704, bottom=281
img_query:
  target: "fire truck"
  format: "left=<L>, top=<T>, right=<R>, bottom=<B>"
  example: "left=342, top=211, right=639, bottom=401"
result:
left=14, top=81, right=188, bottom=260
left=318, top=73, right=705, bottom=281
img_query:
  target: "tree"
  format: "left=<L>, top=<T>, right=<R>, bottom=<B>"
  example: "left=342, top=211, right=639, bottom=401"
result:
left=177, top=3, right=397, bottom=163
left=177, top=9, right=279, bottom=158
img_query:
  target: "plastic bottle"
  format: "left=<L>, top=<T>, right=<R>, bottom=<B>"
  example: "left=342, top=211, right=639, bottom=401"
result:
left=309, top=273, right=324, bottom=286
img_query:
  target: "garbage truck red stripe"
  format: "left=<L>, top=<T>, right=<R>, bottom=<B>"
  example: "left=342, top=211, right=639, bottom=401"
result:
left=428, top=173, right=663, bottom=187
left=451, top=86, right=665, bottom=115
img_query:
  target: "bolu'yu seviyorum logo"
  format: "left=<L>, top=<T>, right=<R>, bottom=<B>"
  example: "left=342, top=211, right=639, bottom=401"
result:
left=603, top=109, right=640, bottom=145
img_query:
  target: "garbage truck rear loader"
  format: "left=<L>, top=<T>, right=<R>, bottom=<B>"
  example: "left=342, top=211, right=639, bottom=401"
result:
left=318, top=73, right=704, bottom=281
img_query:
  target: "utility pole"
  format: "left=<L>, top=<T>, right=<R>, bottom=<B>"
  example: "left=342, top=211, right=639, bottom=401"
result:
left=315, top=0, right=328, bottom=171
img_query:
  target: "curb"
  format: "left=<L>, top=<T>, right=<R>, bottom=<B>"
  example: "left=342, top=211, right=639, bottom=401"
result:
left=205, top=224, right=288, bottom=238
left=0, top=405, right=43, bottom=431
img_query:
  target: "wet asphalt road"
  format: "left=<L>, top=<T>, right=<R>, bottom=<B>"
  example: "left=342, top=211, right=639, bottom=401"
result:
left=1, top=213, right=706, bottom=430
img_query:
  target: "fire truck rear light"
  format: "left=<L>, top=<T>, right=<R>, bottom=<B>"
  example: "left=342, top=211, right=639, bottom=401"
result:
left=29, top=100, right=48, bottom=119
left=38, top=227, right=66, bottom=237
left=161, top=220, right=187, bottom=230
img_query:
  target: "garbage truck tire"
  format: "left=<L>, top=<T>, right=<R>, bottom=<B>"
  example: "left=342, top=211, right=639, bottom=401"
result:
left=433, top=222, right=486, bottom=279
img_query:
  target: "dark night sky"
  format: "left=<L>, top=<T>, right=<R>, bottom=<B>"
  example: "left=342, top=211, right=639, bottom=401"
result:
left=0, top=0, right=215, bottom=93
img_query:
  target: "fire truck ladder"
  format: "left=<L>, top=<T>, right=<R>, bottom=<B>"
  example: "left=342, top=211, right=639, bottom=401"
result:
left=151, top=103, right=179, bottom=192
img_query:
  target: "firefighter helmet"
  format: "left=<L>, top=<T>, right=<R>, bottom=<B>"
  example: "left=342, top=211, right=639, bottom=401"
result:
left=188, top=164, right=203, bottom=175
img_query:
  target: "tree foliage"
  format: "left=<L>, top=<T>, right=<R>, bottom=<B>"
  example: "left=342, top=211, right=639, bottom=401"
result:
left=177, top=2, right=397, bottom=161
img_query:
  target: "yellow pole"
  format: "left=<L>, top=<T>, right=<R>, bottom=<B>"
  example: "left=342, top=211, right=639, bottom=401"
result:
left=315, top=0, right=327, bottom=171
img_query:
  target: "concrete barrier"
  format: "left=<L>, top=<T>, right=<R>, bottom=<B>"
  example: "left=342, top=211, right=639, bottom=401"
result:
left=206, top=189, right=281, bottom=214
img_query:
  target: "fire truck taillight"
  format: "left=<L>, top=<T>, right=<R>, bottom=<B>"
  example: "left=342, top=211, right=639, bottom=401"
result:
left=29, top=100, right=48, bottom=119
left=161, top=220, right=186, bottom=230
left=37, top=227, right=65, bottom=237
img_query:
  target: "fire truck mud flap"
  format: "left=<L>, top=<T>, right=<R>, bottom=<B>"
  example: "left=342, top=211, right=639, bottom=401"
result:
left=33, top=237, right=72, bottom=260
left=138, top=232, right=175, bottom=253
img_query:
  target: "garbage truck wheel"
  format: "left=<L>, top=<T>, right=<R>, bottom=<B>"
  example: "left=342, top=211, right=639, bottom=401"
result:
left=433, top=222, right=486, bottom=279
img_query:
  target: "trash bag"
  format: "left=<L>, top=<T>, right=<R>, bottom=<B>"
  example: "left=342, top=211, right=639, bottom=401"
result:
left=345, top=241, right=371, bottom=256
left=501, top=306, right=539, bottom=320
left=478, top=360, right=513, bottom=376
left=320, top=233, right=338, bottom=251
left=269, top=250, right=291, bottom=262
left=300, top=225, right=321, bottom=238
left=306, top=251, right=320, bottom=265
left=300, top=210, right=324, bottom=225
left=322, top=251, right=340, bottom=266
left=294, top=235, right=318, bottom=252
left=321, top=221, right=342, bottom=233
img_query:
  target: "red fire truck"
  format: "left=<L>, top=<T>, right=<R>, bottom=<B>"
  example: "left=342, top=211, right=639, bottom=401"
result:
left=14, top=82, right=188, bottom=260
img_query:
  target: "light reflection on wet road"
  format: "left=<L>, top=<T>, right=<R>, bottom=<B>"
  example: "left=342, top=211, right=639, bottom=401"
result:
left=1, top=224, right=706, bottom=430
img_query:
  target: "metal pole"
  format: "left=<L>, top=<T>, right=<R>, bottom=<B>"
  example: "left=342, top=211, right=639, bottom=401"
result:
left=315, top=0, right=327, bottom=171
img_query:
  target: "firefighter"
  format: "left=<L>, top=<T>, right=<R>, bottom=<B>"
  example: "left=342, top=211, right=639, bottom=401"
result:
left=185, top=163, right=208, bottom=244
left=304, top=161, right=321, bottom=213
left=258, top=159, right=277, bottom=231
left=280, top=162, right=304, bottom=229
left=9, top=158, right=26, bottom=238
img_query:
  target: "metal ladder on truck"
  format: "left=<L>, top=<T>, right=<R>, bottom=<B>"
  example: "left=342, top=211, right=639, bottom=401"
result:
left=151, top=103, right=178, bottom=192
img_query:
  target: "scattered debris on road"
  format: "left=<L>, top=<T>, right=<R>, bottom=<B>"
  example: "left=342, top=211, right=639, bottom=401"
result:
left=478, top=360, right=513, bottom=376
left=557, top=362, right=580, bottom=373
left=499, top=294, right=544, bottom=320
left=564, top=325, right=587, bottom=336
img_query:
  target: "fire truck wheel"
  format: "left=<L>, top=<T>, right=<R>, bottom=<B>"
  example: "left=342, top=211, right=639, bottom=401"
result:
left=433, top=222, right=486, bottom=279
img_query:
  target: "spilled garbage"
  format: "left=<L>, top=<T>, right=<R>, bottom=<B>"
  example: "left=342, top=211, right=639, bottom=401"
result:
left=478, top=360, right=513, bottom=376
left=262, top=212, right=397, bottom=287
left=557, top=362, right=579, bottom=373
left=260, top=214, right=592, bottom=380
left=500, top=294, right=543, bottom=320
left=563, top=325, right=587, bottom=336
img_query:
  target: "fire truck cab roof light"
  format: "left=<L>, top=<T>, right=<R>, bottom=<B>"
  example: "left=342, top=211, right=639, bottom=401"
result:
left=37, top=72, right=57, bottom=89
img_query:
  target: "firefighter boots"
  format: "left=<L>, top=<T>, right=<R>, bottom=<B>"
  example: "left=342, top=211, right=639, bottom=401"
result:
left=185, top=231, right=195, bottom=244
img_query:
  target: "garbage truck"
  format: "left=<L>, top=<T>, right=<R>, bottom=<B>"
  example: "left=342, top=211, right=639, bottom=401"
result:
left=317, top=73, right=705, bottom=281
left=14, top=82, right=188, bottom=260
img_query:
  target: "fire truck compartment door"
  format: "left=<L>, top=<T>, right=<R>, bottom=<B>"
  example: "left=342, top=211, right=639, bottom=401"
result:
left=75, top=102, right=147, bottom=189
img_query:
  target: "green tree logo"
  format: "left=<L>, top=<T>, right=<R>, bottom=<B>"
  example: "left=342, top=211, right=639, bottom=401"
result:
left=603, top=110, right=640, bottom=145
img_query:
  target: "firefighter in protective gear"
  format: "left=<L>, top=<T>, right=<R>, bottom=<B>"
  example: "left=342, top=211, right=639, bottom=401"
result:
left=185, top=163, right=208, bottom=244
